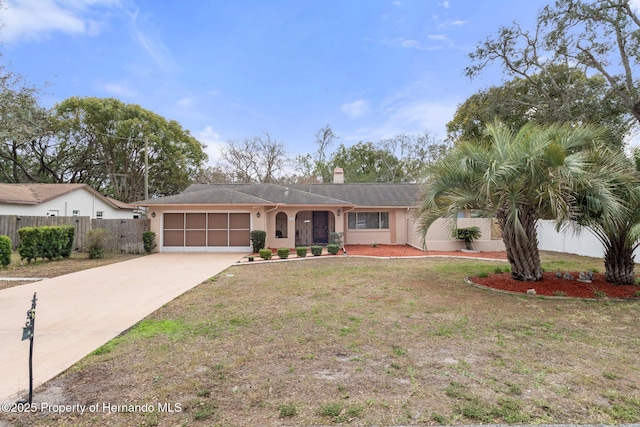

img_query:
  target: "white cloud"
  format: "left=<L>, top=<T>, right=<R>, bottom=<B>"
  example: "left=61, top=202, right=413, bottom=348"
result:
left=342, top=81, right=458, bottom=143
left=127, top=7, right=177, bottom=72
left=631, top=0, right=640, bottom=11
left=2, top=0, right=120, bottom=42
left=385, top=100, right=455, bottom=138
left=350, top=100, right=454, bottom=143
left=197, top=126, right=226, bottom=163
left=97, top=81, right=137, bottom=98
left=341, top=99, right=371, bottom=118
left=439, top=1, right=450, bottom=8
left=383, top=37, right=446, bottom=51
left=428, top=34, right=449, bottom=42
left=438, top=19, right=469, bottom=28
left=177, top=97, right=193, bottom=108
left=398, top=39, right=420, bottom=48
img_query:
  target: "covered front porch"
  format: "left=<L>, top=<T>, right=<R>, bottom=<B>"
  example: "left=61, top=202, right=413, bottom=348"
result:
left=267, top=207, right=345, bottom=249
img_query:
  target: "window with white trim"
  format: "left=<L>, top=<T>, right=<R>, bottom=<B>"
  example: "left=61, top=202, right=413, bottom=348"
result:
left=96, top=211, right=104, bottom=219
left=347, top=212, right=389, bottom=229
left=72, top=210, right=80, bottom=216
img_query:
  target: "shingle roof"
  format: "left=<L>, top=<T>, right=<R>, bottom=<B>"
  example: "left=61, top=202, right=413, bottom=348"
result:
left=141, top=185, right=273, bottom=205
left=0, top=183, right=135, bottom=209
left=139, top=183, right=424, bottom=207
left=142, top=183, right=351, bottom=205
left=294, top=183, right=424, bottom=207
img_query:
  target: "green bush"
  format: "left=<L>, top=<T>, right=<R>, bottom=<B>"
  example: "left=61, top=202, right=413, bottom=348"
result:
left=296, top=247, right=308, bottom=257
left=60, top=226, right=75, bottom=258
left=259, top=248, right=272, bottom=260
left=329, top=232, right=343, bottom=246
left=17, top=227, right=40, bottom=263
left=0, top=235, right=11, bottom=267
left=454, top=226, right=482, bottom=250
left=250, top=230, right=267, bottom=252
left=143, top=231, right=157, bottom=254
left=277, top=248, right=289, bottom=259
left=87, top=228, right=111, bottom=259
left=17, top=225, right=74, bottom=262
left=327, top=244, right=340, bottom=255
left=311, top=245, right=323, bottom=256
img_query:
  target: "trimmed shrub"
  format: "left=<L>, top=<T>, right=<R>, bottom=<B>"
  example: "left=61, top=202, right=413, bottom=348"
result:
left=60, top=226, right=75, bottom=258
left=259, top=248, right=272, bottom=260
left=327, top=244, right=340, bottom=255
left=311, top=245, right=323, bottom=256
left=40, top=226, right=59, bottom=260
left=250, top=230, right=267, bottom=253
left=87, top=228, right=111, bottom=259
left=0, top=235, right=11, bottom=267
left=296, top=247, right=308, bottom=257
left=17, top=227, right=40, bottom=263
left=17, top=225, right=74, bottom=262
left=329, top=232, right=343, bottom=247
left=143, top=231, right=157, bottom=254
left=277, top=248, right=289, bottom=259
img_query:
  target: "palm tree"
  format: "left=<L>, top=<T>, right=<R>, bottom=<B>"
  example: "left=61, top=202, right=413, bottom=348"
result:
left=416, top=121, right=623, bottom=282
left=570, top=147, right=640, bottom=284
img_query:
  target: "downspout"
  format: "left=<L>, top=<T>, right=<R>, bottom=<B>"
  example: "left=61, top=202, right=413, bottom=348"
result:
left=265, top=204, right=281, bottom=214
left=263, top=204, right=281, bottom=248
left=340, top=206, right=356, bottom=248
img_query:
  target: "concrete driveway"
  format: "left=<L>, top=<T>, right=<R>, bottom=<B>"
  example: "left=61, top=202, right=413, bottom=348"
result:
left=0, top=252, right=244, bottom=403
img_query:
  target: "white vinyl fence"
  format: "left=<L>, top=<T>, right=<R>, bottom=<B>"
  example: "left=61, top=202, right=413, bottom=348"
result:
left=537, top=220, right=640, bottom=259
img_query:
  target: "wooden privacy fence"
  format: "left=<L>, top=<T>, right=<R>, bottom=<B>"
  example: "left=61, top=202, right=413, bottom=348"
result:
left=92, top=218, right=150, bottom=254
left=0, top=215, right=150, bottom=254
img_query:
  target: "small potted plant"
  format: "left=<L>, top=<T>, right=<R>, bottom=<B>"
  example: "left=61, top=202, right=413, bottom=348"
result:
left=453, top=226, right=481, bottom=251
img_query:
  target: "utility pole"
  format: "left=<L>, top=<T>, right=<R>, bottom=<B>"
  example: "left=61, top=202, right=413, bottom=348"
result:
left=145, top=136, right=149, bottom=201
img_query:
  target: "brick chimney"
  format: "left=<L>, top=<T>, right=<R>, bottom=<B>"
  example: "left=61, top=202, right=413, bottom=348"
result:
left=333, top=167, right=344, bottom=184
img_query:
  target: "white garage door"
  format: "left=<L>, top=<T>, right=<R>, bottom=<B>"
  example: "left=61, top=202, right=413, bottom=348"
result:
left=162, top=212, right=252, bottom=252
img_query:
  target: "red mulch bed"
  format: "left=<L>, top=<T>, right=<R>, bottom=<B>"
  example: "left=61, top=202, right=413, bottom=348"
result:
left=345, top=245, right=639, bottom=300
left=343, top=244, right=507, bottom=260
left=472, top=271, right=640, bottom=299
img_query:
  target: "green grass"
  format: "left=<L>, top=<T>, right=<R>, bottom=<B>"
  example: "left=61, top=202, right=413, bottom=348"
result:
left=278, top=403, right=299, bottom=418
left=14, top=252, right=640, bottom=427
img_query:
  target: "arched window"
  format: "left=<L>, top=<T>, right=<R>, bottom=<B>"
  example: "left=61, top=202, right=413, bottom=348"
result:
left=276, top=212, right=288, bottom=238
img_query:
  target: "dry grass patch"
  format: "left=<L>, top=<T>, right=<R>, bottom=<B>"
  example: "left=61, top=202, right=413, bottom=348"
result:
left=0, top=252, right=142, bottom=290
left=3, top=253, right=640, bottom=426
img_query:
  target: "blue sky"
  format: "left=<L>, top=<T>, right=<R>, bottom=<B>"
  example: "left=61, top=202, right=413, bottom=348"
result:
left=1, top=1, right=565, bottom=164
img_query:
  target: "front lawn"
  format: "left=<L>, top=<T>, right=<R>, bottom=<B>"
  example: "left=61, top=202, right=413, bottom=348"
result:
left=4, top=253, right=640, bottom=426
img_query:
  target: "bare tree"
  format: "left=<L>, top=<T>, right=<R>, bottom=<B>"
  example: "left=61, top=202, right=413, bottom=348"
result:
left=379, top=132, right=450, bottom=182
left=220, top=132, right=288, bottom=183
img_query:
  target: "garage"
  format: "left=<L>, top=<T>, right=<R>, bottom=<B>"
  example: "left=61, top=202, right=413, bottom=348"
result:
left=162, top=212, right=252, bottom=252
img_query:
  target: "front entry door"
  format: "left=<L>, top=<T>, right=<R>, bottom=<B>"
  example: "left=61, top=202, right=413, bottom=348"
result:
left=313, top=211, right=329, bottom=244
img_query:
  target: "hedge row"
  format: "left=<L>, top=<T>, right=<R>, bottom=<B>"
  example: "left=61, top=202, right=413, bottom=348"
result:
left=18, top=225, right=75, bottom=263
left=0, top=235, right=11, bottom=267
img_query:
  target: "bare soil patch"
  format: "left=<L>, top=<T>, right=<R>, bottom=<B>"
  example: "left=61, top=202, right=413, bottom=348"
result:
left=3, top=252, right=640, bottom=426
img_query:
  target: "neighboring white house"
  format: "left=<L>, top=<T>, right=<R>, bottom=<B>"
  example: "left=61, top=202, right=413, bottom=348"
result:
left=0, top=183, right=141, bottom=219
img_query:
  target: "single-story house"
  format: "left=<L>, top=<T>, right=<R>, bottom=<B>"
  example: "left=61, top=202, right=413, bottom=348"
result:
left=0, top=183, right=141, bottom=219
left=138, top=169, right=504, bottom=253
